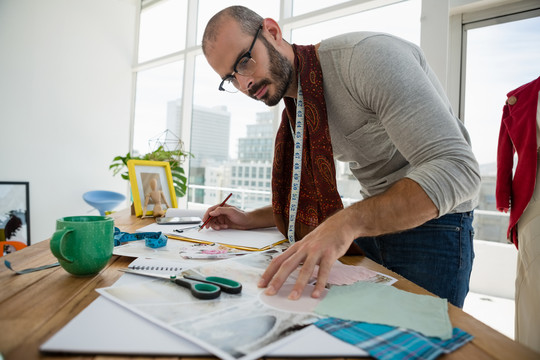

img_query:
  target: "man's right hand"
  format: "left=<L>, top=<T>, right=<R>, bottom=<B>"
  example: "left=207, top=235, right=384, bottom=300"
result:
left=201, top=204, right=250, bottom=230
left=201, top=204, right=275, bottom=231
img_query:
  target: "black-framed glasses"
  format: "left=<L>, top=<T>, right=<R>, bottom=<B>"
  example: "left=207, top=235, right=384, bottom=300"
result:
left=219, top=25, right=262, bottom=93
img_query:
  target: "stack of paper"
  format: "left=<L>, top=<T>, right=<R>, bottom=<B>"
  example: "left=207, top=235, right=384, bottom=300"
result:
left=136, top=221, right=287, bottom=251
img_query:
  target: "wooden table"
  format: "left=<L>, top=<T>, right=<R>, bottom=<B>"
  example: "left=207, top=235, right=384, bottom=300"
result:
left=1, top=209, right=538, bottom=360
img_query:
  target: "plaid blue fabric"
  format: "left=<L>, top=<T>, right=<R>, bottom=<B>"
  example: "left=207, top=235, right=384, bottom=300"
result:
left=314, top=318, right=473, bottom=360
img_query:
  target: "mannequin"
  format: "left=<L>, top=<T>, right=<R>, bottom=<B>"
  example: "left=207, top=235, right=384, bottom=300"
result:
left=496, top=76, right=540, bottom=353
left=141, top=177, right=170, bottom=218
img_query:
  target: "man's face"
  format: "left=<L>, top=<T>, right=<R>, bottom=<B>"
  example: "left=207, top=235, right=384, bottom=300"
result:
left=205, top=20, right=293, bottom=107
left=254, top=36, right=293, bottom=106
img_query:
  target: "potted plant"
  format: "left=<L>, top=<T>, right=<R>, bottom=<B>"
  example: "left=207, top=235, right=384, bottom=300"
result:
left=110, top=140, right=193, bottom=199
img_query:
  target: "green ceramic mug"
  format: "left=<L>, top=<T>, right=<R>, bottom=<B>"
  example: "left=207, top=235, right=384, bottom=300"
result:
left=50, top=216, right=114, bottom=276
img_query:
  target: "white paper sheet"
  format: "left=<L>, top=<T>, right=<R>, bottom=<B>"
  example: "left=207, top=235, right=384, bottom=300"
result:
left=41, top=257, right=398, bottom=358
left=40, top=295, right=367, bottom=358
left=97, top=252, right=305, bottom=360
left=113, top=237, right=210, bottom=260
left=136, top=222, right=286, bottom=251
left=95, top=252, right=395, bottom=360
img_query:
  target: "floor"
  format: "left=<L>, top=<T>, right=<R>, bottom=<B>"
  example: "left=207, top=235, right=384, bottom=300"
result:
left=463, top=291, right=515, bottom=340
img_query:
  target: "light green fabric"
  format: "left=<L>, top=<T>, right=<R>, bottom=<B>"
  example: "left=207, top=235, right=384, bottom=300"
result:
left=314, top=281, right=453, bottom=340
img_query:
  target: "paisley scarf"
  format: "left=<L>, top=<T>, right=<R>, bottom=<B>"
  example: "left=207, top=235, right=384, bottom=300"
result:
left=272, top=44, right=343, bottom=241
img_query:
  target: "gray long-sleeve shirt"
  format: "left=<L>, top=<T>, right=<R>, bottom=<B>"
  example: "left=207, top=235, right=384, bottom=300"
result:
left=318, top=32, right=480, bottom=216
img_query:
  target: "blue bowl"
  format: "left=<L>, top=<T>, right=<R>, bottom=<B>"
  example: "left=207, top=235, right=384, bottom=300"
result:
left=83, top=190, right=126, bottom=215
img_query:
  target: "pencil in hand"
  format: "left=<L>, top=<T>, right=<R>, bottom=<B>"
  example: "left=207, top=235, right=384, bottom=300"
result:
left=198, top=192, right=233, bottom=231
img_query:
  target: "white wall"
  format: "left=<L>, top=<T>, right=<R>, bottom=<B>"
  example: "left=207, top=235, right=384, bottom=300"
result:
left=0, top=0, right=138, bottom=243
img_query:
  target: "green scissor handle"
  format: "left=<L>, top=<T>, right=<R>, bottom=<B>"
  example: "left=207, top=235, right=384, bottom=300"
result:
left=118, top=269, right=241, bottom=299
left=184, top=275, right=242, bottom=294
left=172, top=276, right=221, bottom=300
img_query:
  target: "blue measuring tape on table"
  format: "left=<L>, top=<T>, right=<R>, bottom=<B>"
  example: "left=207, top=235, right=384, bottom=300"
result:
left=114, top=227, right=168, bottom=248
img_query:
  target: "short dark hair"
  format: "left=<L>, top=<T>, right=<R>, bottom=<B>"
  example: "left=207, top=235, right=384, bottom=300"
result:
left=202, top=6, right=263, bottom=56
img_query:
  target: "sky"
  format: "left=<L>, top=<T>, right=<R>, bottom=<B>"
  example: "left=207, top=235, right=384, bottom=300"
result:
left=464, top=16, right=540, bottom=167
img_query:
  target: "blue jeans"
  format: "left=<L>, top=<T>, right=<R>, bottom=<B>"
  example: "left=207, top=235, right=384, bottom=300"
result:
left=354, top=211, right=474, bottom=308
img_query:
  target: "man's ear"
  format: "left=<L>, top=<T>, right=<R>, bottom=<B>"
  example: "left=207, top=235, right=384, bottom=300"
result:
left=262, top=18, right=283, bottom=43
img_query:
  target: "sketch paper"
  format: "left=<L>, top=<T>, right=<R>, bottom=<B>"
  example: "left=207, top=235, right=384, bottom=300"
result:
left=135, top=222, right=201, bottom=234
left=136, top=222, right=287, bottom=251
left=312, top=260, right=397, bottom=286
left=113, top=237, right=208, bottom=260
left=114, top=237, right=254, bottom=262
left=98, top=252, right=395, bottom=360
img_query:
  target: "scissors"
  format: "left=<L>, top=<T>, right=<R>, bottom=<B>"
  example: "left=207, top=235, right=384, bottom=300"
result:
left=119, top=269, right=242, bottom=300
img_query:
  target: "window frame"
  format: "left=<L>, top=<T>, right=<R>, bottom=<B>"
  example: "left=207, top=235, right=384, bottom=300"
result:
left=453, top=1, right=540, bottom=242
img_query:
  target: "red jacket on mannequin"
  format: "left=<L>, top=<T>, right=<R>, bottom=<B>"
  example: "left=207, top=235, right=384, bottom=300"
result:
left=496, top=76, right=540, bottom=248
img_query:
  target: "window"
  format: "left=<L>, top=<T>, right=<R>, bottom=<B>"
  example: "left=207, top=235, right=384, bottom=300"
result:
left=190, top=51, right=273, bottom=208
left=291, top=0, right=420, bottom=44
left=138, top=0, right=187, bottom=62
left=290, top=0, right=421, bottom=205
left=133, top=0, right=421, bottom=210
left=292, top=0, right=349, bottom=16
left=461, top=9, right=540, bottom=242
left=196, top=1, right=279, bottom=45
left=132, top=61, right=184, bottom=155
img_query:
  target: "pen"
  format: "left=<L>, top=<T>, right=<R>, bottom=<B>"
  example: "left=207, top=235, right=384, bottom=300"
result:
left=199, top=192, right=233, bottom=231
left=173, top=224, right=201, bottom=233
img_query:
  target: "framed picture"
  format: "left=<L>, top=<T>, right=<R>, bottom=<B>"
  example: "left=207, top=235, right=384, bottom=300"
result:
left=127, top=160, right=178, bottom=217
left=0, top=181, right=31, bottom=246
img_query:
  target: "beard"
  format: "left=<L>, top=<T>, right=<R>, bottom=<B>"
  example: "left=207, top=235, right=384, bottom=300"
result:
left=249, top=37, right=293, bottom=107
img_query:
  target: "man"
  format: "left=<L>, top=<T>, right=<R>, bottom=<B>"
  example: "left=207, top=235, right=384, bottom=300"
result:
left=201, top=5, right=480, bottom=308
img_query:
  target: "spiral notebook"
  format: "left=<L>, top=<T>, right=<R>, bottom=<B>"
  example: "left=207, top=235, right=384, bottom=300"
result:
left=126, top=257, right=186, bottom=274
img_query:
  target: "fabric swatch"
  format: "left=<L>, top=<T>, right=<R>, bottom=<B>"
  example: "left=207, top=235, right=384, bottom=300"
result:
left=314, top=281, right=452, bottom=339
left=315, top=317, right=473, bottom=360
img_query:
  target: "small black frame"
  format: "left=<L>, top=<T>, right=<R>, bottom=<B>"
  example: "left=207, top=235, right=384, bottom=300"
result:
left=0, top=181, right=31, bottom=245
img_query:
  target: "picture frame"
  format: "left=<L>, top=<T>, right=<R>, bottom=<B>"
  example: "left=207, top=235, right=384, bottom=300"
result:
left=127, top=160, right=178, bottom=217
left=0, top=181, right=31, bottom=246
